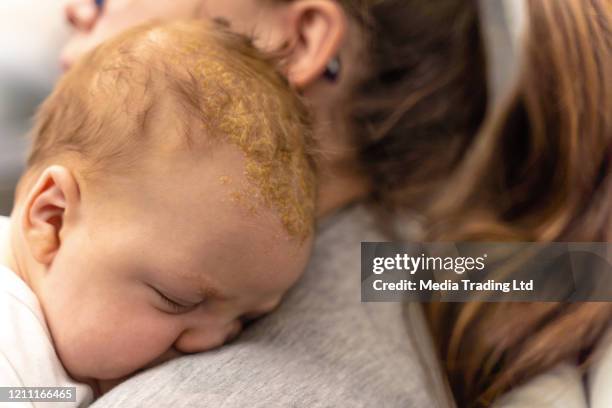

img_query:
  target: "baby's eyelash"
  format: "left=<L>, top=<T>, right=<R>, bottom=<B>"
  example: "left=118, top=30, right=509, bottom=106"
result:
left=150, top=286, right=191, bottom=313
left=159, top=292, right=189, bottom=312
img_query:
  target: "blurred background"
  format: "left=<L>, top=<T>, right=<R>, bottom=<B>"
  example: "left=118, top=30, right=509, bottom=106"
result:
left=0, top=0, right=69, bottom=216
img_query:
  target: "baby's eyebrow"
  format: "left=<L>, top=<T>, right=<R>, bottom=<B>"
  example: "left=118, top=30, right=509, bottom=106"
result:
left=212, top=17, right=231, bottom=28
left=191, top=276, right=230, bottom=302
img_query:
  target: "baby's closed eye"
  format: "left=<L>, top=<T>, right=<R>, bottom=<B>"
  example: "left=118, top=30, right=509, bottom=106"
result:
left=147, top=283, right=201, bottom=314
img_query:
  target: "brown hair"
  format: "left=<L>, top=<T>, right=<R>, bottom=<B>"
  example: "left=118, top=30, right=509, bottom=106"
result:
left=276, top=0, right=610, bottom=405
left=26, top=20, right=316, bottom=239
left=425, top=0, right=612, bottom=405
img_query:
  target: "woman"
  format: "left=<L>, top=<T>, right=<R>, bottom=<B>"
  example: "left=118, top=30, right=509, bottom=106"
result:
left=61, top=0, right=611, bottom=407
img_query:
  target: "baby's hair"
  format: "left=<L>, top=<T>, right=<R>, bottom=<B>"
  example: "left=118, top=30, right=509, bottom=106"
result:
left=26, top=20, right=316, bottom=239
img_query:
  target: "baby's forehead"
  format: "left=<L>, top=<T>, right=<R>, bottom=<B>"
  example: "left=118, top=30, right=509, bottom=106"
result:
left=140, top=174, right=303, bottom=299
left=132, top=142, right=297, bottom=249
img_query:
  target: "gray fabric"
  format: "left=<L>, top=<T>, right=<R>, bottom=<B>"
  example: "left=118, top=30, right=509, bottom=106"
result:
left=93, top=205, right=448, bottom=408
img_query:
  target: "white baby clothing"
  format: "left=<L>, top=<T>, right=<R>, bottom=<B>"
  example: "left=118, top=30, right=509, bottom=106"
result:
left=0, top=215, right=93, bottom=407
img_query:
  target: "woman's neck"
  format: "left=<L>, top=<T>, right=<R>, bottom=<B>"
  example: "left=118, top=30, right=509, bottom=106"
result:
left=315, top=158, right=370, bottom=219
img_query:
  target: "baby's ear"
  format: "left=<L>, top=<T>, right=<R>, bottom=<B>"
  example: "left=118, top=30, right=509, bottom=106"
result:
left=22, top=166, right=81, bottom=265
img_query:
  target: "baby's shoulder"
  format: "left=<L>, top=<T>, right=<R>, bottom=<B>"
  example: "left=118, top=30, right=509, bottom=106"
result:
left=0, top=268, right=94, bottom=405
left=0, top=266, right=44, bottom=325
left=0, top=268, right=53, bottom=382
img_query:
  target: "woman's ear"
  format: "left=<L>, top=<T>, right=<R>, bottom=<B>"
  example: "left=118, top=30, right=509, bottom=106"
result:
left=282, top=0, right=347, bottom=88
left=21, top=166, right=81, bottom=265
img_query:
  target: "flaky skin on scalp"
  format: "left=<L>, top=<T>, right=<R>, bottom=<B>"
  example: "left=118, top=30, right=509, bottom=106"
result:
left=26, top=20, right=316, bottom=239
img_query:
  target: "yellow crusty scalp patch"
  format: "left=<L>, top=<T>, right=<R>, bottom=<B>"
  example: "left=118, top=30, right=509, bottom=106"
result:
left=160, top=22, right=317, bottom=240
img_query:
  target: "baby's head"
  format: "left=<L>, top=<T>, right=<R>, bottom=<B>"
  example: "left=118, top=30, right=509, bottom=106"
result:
left=9, top=21, right=315, bottom=386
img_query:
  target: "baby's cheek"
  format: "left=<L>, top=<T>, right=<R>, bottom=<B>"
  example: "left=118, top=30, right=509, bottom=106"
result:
left=55, top=310, right=180, bottom=381
left=52, top=321, right=116, bottom=380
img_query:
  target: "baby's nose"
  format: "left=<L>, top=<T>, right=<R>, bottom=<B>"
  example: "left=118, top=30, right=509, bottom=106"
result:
left=173, top=321, right=242, bottom=354
left=65, top=0, right=99, bottom=31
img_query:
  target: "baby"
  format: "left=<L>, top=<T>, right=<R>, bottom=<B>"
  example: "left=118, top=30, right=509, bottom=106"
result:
left=0, top=21, right=316, bottom=405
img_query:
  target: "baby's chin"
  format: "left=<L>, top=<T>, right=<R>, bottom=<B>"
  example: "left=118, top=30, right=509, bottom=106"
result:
left=66, top=360, right=141, bottom=393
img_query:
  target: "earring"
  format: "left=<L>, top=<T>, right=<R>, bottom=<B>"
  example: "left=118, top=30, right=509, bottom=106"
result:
left=324, top=57, right=341, bottom=81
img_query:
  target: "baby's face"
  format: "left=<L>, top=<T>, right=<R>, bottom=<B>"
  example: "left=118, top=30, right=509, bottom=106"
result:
left=34, top=146, right=311, bottom=386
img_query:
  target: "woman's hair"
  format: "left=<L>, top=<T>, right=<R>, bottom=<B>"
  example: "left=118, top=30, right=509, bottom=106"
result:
left=276, top=0, right=611, bottom=406
left=349, top=0, right=490, bottom=209
left=424, top=0, right=612, bottom=405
